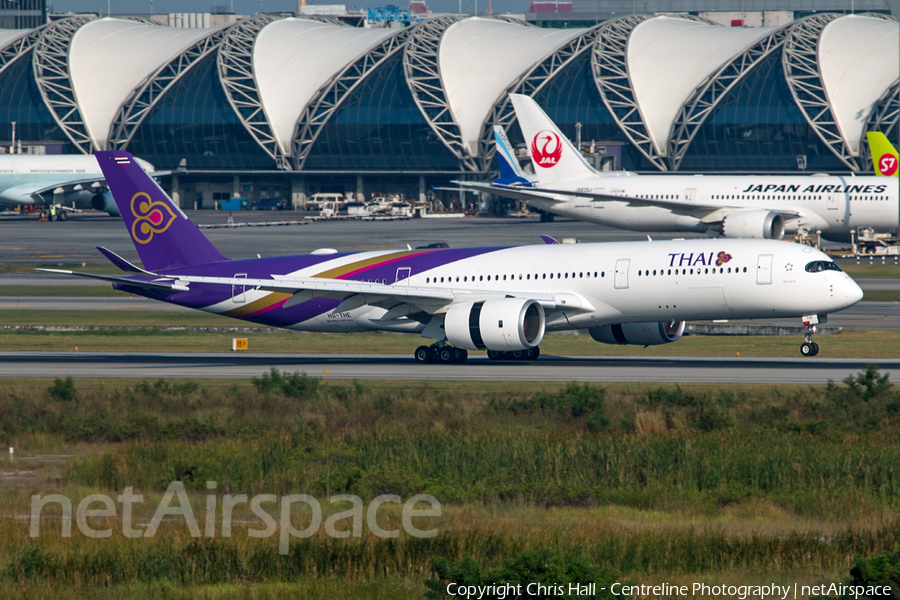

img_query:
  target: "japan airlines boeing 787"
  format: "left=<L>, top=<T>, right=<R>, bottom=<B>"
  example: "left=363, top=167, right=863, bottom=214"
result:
left=43, top=151, right=863, bottom=361
left=463, top=95, right=899, bottom=242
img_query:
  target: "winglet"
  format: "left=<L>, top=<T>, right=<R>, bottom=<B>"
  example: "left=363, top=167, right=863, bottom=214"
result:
left=867, top=132, right=899, bottom=177
left=540, top=235, right=559, bottom=244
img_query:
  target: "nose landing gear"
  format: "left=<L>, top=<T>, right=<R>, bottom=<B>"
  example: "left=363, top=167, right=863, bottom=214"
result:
left=800, top=314, right=822, bottom=357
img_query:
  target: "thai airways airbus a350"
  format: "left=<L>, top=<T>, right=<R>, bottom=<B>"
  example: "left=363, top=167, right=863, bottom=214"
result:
left=43, top=151, right=863, bottom=360
left=463, top=95, right=898, bottom=242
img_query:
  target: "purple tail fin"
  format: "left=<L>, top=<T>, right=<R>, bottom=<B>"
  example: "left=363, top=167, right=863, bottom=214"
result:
left=95, top=151, right=227, bottom=271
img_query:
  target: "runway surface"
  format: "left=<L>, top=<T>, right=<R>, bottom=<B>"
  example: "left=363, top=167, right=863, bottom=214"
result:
left=2, top=351, right=896, bottom=384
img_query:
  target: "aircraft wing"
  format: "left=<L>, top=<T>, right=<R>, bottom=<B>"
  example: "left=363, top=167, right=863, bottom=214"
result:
left=172, top=273, right=581, bottom=316
left=40, top=265, right=587, bottom=319
left=467, top=181, right=801, bottom=220
left=36, top=269, right=190, bottom=292
left=30, top=177, right=107, bottom=196
left=0, top=177, right=107, bottom=204
left=454, top=181, right=569, bottom=204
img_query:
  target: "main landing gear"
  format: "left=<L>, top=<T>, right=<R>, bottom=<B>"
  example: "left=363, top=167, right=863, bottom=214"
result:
left=800, top=314, right=821, bottom=357
left=488, top=347, right=540, bottom=361
left=413, top=343, right=542, bottom=363
left=414, top=342, right=468, bottom=364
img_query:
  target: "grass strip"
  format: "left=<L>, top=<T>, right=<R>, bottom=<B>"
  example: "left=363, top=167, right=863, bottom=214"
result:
left=1, top=327, right=899, bottom=357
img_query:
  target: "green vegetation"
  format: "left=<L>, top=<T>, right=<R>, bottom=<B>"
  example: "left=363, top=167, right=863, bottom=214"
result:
left=1, top=369, right=899, bottom=599
left=0, top=262, right=124, bottom=275
left=0, top=285, right=122, bottom=297
left=841, top=262, right=900, bottom=279
left=860, top=290, right=900, bottom=302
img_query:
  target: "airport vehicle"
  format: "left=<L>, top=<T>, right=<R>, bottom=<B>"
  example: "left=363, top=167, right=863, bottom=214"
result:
left=462, top=95, right=899, bottom=242
left=251, top=197, right=286, bottom=211
left=0, top=153, right=155, bottom=216
left=42, top=151, right=863, bottom=361
left=868, top=132, right=899, bottom=177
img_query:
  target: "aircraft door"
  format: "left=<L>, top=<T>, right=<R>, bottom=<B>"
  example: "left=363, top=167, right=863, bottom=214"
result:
left=756, top=255, right=773, bottom=285
left=685, top=188, right=696, bottom=203
left=827, top=194, right=839, bottom=210
left=232, top=273, right=247, bottom=303
left=614, top=258, right=630, bottom=289
left=395, top=267, right=411, bottom=285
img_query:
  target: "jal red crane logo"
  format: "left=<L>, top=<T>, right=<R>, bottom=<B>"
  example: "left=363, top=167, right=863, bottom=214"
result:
left=531, top=130, right=562, bottom=168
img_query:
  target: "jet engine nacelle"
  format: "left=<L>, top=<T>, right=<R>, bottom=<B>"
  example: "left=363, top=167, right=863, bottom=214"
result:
left=589, top=321, right=685, bottom=346
left=444, top=298, right=545, bottom=351
left=91, top=191, right=120, bottom=216
left=720, top=210, right=784, bottom=239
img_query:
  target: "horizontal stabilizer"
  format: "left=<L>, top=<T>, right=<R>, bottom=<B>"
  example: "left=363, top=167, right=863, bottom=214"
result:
left=35, top=268, right=189, bottom=292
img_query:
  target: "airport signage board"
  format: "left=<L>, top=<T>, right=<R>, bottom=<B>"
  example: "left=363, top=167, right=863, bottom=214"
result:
left=366, top=5, right=410, bottom=24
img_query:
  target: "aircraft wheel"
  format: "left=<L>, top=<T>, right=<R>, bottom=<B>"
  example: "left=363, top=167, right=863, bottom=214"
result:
left=511, top=349, right=526, bottom=360
left=59, top=211, right=67, bottom=221
left=453, top=348, right=468, bottom=363
left=800, top=342, right=815, bottom=357
left=438, top=347, right=454, bottom=363
left=810, top=342, right=819, bottom=356
left=414, top=346, right=431, bottom=363
left=487, top=350, right=502, bottom=361
left=526, top=347, right=540, bottom=361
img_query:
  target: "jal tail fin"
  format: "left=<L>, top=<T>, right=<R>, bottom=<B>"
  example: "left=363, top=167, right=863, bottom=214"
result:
left=868, top=132, right=899, bottom=177
left=493, top=126, right=533, bottom=185
left=95, top=151, right=227, bottom=271
left=509, top=94, right=597, bottom=184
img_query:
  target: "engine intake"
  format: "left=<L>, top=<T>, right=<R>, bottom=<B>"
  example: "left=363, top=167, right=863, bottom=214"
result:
left=91, top=192, right=120, bottom=216
left=445, top=298, right=545, bottom=351
left=589, top=321, right=685, bottom=346
left=720, top=210, right=784, bottom=239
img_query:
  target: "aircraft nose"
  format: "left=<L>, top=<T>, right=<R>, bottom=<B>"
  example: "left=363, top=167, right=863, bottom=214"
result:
left=844, top=276, right=864, bottom=306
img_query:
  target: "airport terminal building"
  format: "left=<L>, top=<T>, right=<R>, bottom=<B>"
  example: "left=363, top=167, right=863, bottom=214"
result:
left=0, top=12, right=897, bottom=207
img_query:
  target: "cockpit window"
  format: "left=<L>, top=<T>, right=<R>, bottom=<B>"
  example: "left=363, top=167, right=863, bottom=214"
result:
left=804, top=261, right=842, bottom=273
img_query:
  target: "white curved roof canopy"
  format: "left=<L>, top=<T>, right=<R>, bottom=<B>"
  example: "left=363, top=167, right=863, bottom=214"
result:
left=69, top=18, right=213, bottom=150
left=439, top=17, right=583, bottom=156
left=627, top=16, right=775, bottom=156
left=0, top=29, right=30, bottom=52
left=819, top=15, right=899, bottom=156
left=254, top=18, right=397, bottom=155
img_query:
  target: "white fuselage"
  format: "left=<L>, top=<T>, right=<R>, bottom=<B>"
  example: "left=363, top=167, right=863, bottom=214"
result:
left=0, top=155, right=102, bottom=204
left=213, top=239, right=863, bottom=334
left=0, top=154, right=153, bottom=207
left=533, top=173, right=899, bottom=238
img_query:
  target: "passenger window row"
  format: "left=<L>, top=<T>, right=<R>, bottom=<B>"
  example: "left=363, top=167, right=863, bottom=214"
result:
left=637, top=266, right=747, bottom=276
left=425, top=272, right=606, bottom=284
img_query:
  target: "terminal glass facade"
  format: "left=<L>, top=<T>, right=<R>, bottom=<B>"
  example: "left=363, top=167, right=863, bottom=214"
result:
left=530, top=54, right=656, bottom=171
left=304, top=56, right=459, bottom=171
left=126, top=55, right=274, bottom=170
left=679, top=53, right=845, bottom=172
left=0, top=54, right=69, bottom=148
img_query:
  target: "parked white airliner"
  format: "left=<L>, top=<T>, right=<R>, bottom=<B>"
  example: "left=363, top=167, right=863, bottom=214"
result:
left=0, top=153, right=154, bottom=216
left=463, top=95, right=899, bottom=242
left=43, top=151, right=863, bottom=361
